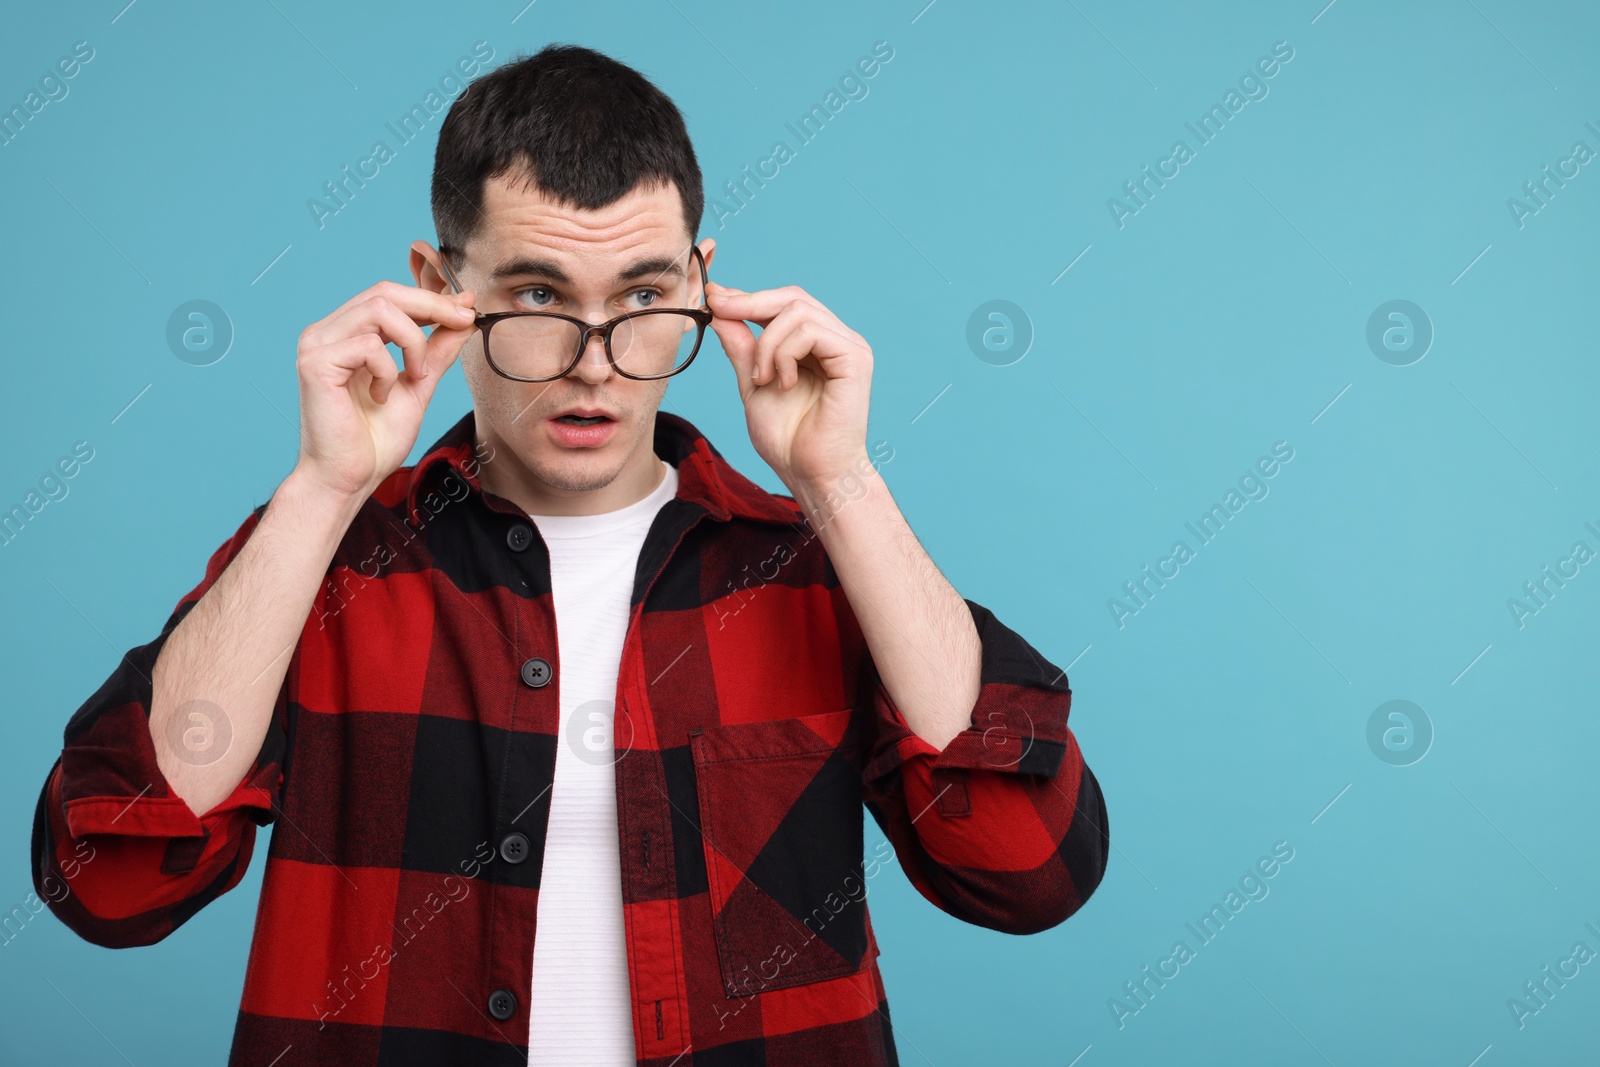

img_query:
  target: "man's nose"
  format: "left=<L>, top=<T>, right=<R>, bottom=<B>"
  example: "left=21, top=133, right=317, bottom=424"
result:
left=569, top=327, right=614, bottom=382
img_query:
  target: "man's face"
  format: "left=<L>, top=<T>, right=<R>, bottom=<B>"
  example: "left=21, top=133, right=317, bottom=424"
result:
left=418, top=173, right=714, bottom=500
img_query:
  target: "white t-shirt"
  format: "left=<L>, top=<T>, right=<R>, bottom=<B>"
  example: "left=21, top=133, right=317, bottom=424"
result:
left=525, top=457, right=680, bottom=1064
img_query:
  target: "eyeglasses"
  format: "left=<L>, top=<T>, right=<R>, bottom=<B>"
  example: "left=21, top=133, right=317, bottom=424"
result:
left=436, top=243, right=712, bottom=382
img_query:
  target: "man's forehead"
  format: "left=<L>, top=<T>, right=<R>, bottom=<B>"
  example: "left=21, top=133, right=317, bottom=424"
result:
left=475, top=171, right=686, bottom=249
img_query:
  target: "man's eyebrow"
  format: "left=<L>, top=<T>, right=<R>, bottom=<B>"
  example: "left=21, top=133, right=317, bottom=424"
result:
left=489, top=256, right=570, bottom=283
left=616, top=256, right=686, bottom=283
left=489, top=254, right=686, bottom=285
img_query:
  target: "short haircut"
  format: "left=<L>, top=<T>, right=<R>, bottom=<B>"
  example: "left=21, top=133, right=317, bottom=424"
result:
left=431, top=43, right=703, bottom=257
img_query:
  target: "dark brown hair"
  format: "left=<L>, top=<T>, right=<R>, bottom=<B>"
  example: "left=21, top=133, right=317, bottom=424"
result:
left=431, top=43, right=703, bottom=256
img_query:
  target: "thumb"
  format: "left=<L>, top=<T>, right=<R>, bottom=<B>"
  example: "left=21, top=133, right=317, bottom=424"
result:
left=709, top=315, right=759, bottom=387
left=411, top=289, right=476, bottom=393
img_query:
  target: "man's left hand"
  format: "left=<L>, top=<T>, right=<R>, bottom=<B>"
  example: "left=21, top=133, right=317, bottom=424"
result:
left=706, top=282, right=872, bottom=493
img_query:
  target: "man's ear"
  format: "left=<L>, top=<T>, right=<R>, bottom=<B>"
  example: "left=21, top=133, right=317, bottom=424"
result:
left=410, top=240, right=451, bottom=294
left=697, top=237, right=717, bottom=275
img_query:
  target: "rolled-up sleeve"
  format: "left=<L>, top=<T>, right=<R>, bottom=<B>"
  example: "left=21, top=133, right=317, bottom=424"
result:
left=856, top=597, right=1109, bottom=935
left=29, top=503, right=295, bottom=948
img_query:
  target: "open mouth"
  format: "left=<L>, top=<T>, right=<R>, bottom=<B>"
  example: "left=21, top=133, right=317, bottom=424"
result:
left=554, top=414, right=612, bottom=425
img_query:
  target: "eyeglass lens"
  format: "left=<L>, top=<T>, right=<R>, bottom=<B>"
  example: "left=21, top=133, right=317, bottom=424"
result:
left=489, top=311, right=703, bottom=380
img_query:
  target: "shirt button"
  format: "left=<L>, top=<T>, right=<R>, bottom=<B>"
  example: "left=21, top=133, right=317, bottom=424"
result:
left=506, top=523, right=532, bottom=552
left=487, top=987, right=517, bottom=1021
left=499, top=832, right=530, bottom=864
left=520, top=657, right=552, bottom=688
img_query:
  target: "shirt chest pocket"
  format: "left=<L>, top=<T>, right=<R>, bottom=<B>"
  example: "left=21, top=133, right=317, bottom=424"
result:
left=689, top=708, right=872, bottom=999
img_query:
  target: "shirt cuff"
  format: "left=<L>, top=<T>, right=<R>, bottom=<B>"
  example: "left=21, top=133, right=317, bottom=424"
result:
left=863, top=598, right=1074, bottom=784
left=59, top=696, right=275, bottom=841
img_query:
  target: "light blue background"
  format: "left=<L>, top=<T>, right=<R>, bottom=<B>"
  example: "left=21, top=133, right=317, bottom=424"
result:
left=4, top=1, right=1597, bottom=1064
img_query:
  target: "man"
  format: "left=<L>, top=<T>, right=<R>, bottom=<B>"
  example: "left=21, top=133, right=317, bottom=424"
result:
left=31, top=43, right=1108, bottom=1066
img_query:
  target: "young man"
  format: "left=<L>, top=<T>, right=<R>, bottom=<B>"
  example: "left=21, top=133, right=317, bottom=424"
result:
left=31, top=44, right=1108, bottom=1066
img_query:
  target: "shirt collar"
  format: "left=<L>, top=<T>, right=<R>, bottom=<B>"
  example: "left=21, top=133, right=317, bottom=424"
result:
left=395, top=407, right=801, bottom=526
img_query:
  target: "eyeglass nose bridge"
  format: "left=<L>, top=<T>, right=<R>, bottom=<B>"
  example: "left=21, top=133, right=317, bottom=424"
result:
left=571, top=318, right=628, bottom=369
left=577, top=320, right=612, bottom=350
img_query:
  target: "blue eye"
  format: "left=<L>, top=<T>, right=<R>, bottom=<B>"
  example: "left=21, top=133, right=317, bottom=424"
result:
left=515, top=286, right=555, bottom=307
left=630, top=289, right=661, bottom=309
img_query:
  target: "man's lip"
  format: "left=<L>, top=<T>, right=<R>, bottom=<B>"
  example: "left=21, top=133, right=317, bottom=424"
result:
left=550, top=410, right=617, bottom=419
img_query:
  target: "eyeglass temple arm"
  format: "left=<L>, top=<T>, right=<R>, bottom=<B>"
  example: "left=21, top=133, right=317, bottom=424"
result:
left=436, top=249, right=466, bottom=295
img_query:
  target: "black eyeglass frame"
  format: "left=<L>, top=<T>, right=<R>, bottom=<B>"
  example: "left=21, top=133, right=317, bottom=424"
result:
left=435, top=243, right=713, bottom=383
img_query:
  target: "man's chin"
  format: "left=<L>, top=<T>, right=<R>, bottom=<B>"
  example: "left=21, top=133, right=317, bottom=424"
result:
left=527, top=447, right=627, bottom=494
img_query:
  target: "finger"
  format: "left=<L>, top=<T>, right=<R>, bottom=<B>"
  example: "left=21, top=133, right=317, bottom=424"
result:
left=310, top=281, right=477, bottom=347
left=751, top=303, right=854, bottom=388
left=356, top=289, right=476, bottom=381
left=770, top=320, right=855, bottom=389
left=708, top=283, right=863, bottom=350
left=704, top=284, right=816, bottom=330
left=749, top=302, right=812, bottom=387
left=350, top=297, right=437, bottom=381
left=333, top=278, right=478, bottom=329
left=306, top=333, right=400, bottom=405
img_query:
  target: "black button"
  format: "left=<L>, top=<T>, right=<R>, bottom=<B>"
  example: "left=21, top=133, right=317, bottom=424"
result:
left=487, top=987, right=517, bottom=1021
left=499, top=832, right=530, bottom=864
left=506, top=523, right=532, bottom=552
left=520, top=657, right=552, bottom=688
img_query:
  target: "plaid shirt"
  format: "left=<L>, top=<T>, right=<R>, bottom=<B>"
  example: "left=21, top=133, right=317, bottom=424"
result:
left=31, top=408, right=1109, bottom=1066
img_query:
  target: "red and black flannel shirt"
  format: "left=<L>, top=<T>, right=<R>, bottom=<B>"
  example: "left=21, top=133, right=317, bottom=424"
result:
left=31, top=408, right=1109, bottom=1066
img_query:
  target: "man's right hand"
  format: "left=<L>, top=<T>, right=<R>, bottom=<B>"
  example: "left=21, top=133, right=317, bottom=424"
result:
left=293, top=280, right=478, bottom=501
left=142, top=281, right=476, bottom=817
